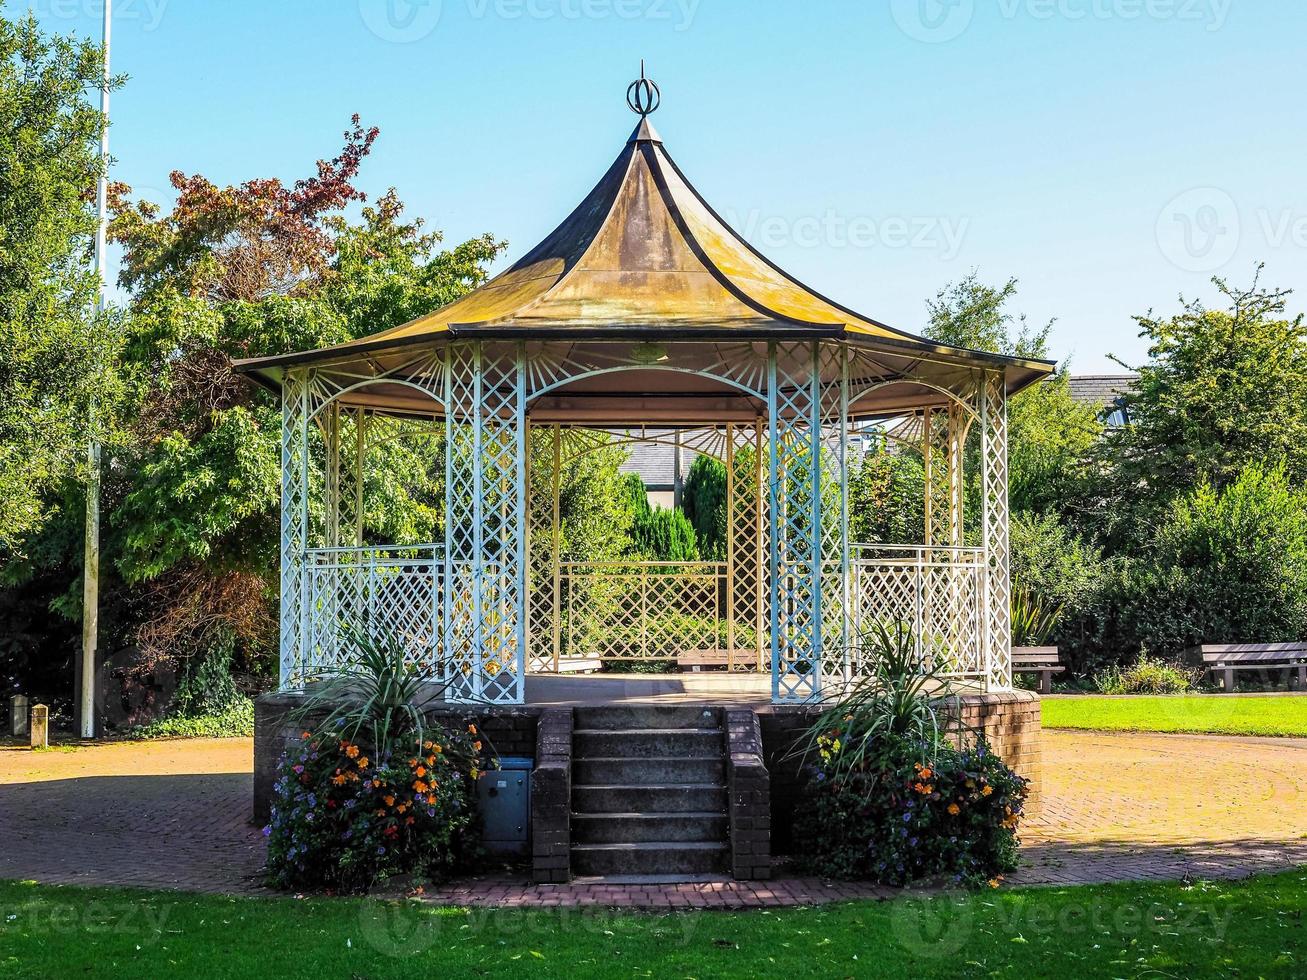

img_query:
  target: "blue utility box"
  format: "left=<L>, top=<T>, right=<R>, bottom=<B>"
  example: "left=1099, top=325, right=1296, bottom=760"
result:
left=478, top=756, right=532, bottom=855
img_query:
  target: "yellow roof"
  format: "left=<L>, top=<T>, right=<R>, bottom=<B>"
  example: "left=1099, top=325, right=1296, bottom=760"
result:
left=237, top=117, right=1053, bottom=396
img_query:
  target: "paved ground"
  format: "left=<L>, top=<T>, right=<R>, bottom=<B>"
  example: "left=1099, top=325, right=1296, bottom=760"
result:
left=1, top=729, right=1304, bottom=907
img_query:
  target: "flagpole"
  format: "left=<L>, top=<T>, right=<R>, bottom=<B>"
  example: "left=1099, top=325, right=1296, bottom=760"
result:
left=80, top=0, right=111, bottom=739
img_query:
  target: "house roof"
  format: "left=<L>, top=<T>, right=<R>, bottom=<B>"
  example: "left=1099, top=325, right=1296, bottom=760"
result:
left=1067, top=374, right=1137, bottom=406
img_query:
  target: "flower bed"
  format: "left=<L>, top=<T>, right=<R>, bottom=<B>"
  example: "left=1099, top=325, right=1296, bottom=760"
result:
left=794, top=734, right=1029, bottom=887
left=264, top=721, right=483, bottom=893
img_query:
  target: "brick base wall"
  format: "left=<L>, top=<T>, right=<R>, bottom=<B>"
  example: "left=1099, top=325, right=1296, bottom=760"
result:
left=531, top=708, right=573, bottom=884
left=724, top=708, right=771, bottom=880
left=252, top=693, right=543, bottom=823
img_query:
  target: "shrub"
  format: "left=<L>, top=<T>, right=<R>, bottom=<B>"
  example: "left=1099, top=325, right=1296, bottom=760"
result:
left=131, top=697, right=254, bottom=738
left=630, top=506, right=699, bottom=562
left=264, top=629, right=487, bottom=893
left=790, top=624, right=1029, bottom=887
left=1075, top=463, right=1307, bottom=670
left=1094, top=657, right=1200, bottom=695
left=1011, top=584, right=1061, bottom=647
left=794, top=736, right=1028, bottom=887
left=264, top=723, right=480, bottom=893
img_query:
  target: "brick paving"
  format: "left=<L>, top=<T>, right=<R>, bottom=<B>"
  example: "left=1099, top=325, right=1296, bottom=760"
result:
left=1, top=729, right=1304, bottom=907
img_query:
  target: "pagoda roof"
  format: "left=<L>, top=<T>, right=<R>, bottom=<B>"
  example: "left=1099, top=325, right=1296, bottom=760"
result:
left=237, top=116, right=1053, bottom=396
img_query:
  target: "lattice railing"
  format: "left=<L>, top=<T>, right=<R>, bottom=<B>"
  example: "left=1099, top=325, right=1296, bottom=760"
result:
left=561, top=561, right=747, bottom=664
left=848, top=544, right=986, bottom=682
left=303, top=545, right=445, bottom=683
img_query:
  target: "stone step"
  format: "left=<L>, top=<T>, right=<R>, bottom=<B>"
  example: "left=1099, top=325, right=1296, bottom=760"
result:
left=573, top=728, right=723, bottom=760
left=573, top=756, right=725, bottom=785
left=571, top=812, right=728, bottom=844
left=572, top=783, right=727, bottom=814
left=570, top=841, right=729, bottom=877
left=573, top=705, right=722, bottom=731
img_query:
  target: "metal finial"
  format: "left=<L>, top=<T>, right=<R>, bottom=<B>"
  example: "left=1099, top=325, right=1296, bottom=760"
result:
left=626, top=60, right=661, bottom=117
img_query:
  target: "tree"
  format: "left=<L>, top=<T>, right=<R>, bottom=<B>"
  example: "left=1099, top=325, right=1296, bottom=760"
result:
left=848, top=439, right=925, bottom=545
left=0, top=110, right=505, bottom=713
left=925, top=272, right=1101, bottom=525
left=0, top=12, right=122, bottom=553
left=1102, top=268, right=1307, bottom=542
left=631, top=505, right=699, bottom=562
left=925, top=272, right=1050, bottom=359
left=681, top=455, right=727, bottom=560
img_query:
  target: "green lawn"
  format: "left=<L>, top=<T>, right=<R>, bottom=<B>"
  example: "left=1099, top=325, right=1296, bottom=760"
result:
left=1042, top=694, right=1307, bottom=737
left=1, top=872, right=1304, bottom=978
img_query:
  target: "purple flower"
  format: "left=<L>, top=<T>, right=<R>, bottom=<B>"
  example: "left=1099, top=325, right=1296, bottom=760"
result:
left=261, top=825, right=271, bottom=837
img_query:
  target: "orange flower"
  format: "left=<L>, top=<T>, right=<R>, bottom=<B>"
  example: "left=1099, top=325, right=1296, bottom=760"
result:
left=423, top=741, right=434, bottom=750
left=397, top=802, right=408, bottom=814
left=426, top=794, right=437, bottom=805
left=467, top=724, right=477, bottom=735
left=947, top=803, right=961, bottom=816
left=345, top=744, right=360, bottom=759
left=300, top=731, right=312, bottom=740
left=414, top=780, right=428, bottom=793
left=384, top=795, right=396, bottom=806
left=357, top=757, right=369, bottom=769
left=332, top=774, right=347, bottom=786
left=426, top=756, right=436, bottom=766
left=415, top=766, right=427, bottom=777
left=408, top=758, right=418, bottom=767
left=982, top=785, right=993, bottom=797
left=473, top=741, right=482, bottom=753
left=432, top=745, right=442, bottom=754
left=919, top=768, right=933, bottom=780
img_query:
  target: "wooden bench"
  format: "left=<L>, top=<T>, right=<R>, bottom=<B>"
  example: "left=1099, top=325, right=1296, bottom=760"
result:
left=1187, top=643, right=1307, bottom=692
left=1013, top=646, right=1064, bottom=695
left=676, top=649, right=756, bottom=672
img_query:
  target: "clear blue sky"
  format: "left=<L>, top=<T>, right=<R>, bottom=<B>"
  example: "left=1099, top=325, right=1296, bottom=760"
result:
left=28, top=0, right=1307, bottom=371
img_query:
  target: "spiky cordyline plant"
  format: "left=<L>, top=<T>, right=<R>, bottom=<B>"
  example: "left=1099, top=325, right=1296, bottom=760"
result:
left=788, top=620, right=951, bottom=780
left=291, top=626, right=456, bottom=752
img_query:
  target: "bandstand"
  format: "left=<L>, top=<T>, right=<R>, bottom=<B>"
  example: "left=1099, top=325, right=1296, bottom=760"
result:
left=237, top=76, right=1053, bottom=708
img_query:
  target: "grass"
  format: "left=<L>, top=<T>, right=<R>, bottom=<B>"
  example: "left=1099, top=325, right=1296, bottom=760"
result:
left=1043, top=694, right=1307, bottom=737
left=0, top=871, right=1304, bottom=978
